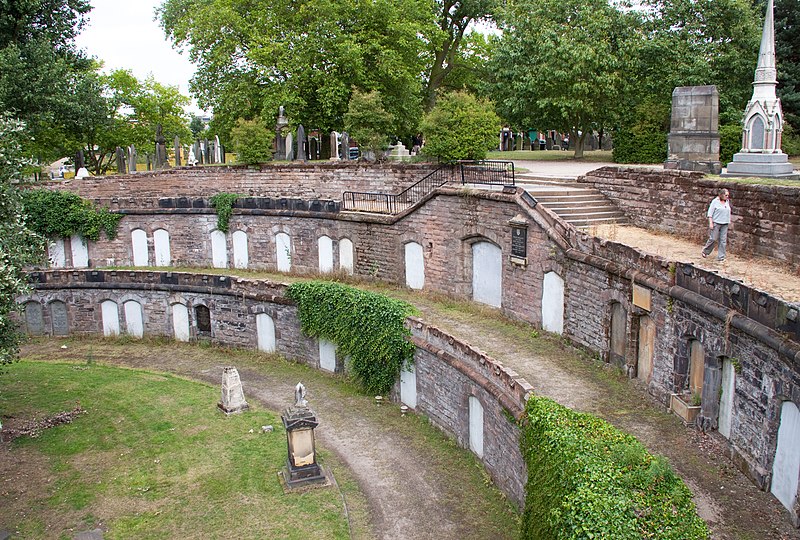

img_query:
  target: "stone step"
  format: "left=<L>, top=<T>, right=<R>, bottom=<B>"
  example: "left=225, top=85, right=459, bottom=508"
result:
left=529, top=194, right=607, bottom=203
left=547, top=204, right=621, bottom=213
left=554, top=209, right=627, bottom=220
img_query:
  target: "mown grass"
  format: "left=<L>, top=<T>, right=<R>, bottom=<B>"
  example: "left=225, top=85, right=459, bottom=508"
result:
left=704, top=174, right=800, bottom=187
left=0, top=361, right=353, bottom=540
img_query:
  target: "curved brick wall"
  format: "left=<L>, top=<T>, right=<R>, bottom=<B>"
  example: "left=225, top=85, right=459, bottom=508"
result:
left=30, top=164, right=800, bottom=522
left=19, top=269, right=531, bottom=507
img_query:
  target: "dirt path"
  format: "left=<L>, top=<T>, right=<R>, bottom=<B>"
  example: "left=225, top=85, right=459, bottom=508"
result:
left=591, top=224, right=800, bottom=303
left=18, top=340, right=517, bottom=540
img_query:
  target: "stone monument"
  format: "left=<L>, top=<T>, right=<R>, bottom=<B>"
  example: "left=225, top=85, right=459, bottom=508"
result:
left=281, top=383, right=328, bottom=489
left=154, top=124, right=168, bottom=169
left=285, top=132, right=294, bottom=161
left=340, top=132, right=350, bottom=161
left=128, top=145, right=137, bottom=173
left=174, top=136, right=182, bottom=166
left=115, top=146, right=127, bottom=174
left=296, top=124, right=307, bottom=161
left=723, top=0, right=799, bottom=179
left=275, top=106, right=289, bottom=160
left=218, top=366, right=249, bottom=414
left=664, top=86, right=721, bottom=174
left=329, top=131, right=340, bottom=161
left=214, top=135, right=223, bottom=163
left=387, top=141, right=411, bottom=161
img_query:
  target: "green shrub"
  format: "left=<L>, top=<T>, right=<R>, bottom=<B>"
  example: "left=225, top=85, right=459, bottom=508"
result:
left=782, top=123, right=800, bottom=156
left=421, top=91, right=501, bottom=162
left=209, top=192, right=240, bottom=233
left=520, top=396, right=709, bottom=540
left=719, top=124, right=743, bottom=166
left=230, top=118, right=273, bottom=164
left=344, top=90, right=394, bottom=160
left=286, top=281, right=417, bottom=394
left=21, top=189, right=122, bottom=241
left=612, top=126, right=667, bottom=164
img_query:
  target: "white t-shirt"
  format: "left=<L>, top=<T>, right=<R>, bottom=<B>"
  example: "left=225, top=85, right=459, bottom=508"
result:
left=707, top=197, right=731, bottom=224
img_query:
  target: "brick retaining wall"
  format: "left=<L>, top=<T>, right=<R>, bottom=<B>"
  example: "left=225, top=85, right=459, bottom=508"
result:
left=578, top=166, right=800, bottom=268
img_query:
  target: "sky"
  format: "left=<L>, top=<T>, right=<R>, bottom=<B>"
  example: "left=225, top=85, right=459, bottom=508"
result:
left=74, top=0, right=204, bottom=114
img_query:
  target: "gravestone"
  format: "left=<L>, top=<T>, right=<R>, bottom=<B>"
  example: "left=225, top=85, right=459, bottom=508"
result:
left=218, top=366, right=249, bottom=414
left=115, top=147, right=126, bottom=174
left=275, top=106, right=288, bottom=160
left=296, top=124, right=307, bottom=161
left=128, top=145, right=137, bottom=173
left=75, top=167, right=90, bottom=179
left=340, top=132, right=350, bottom=161
left=187, top=146, right=198, bottom=166
left=51, top=301, right=69, bottom=335
left=664, top=86, right=721, bottom=174
left=215, top=135, right=223, bottom=163
left=203, top=139, right=211, bottom=164
left=75, top=149, right=85, bottom=171
left=329, top=131, right=340, bottom=161
left=387, top=142, right=411, bottom=161
left=154, top=124, right=168, bottom=169
left=193, top=141, right=201, bottom=165
left=25, top=302, right=44, bottom=335
left=174, top=136, right=182, bottom=166
left=285, top=132, right=294, bottom=161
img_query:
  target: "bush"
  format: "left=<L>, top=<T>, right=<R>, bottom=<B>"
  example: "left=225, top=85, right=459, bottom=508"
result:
left=782, top=123, right=800, bottom=156
left=613, top=126, right=667, bottom=164
left=230, top=118, right=273, bottom=164
left=344, top=90, right=394, bottom=160
left=719, top=124, right=743, bottom=166
left=21, top=190, right=122, bottom=241
left=520, top=396, right=709, bottom=540
left=286, top=281, right=417, bottom=394
left=421, top=91, right=500, bottom=162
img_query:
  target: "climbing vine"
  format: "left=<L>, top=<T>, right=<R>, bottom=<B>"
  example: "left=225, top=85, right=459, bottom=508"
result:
left=520, top=396, right=709, bottom=539
left=21, top=189, right=122, bottom=241
left=209, top=192, right=240, bottom=233
left=286, top=281, right=417, bottom=394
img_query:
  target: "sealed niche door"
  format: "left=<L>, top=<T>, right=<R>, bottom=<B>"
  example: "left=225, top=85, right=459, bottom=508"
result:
left=171, top=303, right=190, bottom=342
left=48, top=238, right=66, bottom=268
left=232, top=230, right=249, bottom=269
left=70, top=235, right=89, bottom=267
left=318, top=339, right=336, bottom=372
left=210, top=230, right=228, bottom=268
left=609, top=302, right=627, bottom=365
left=404, top=242, right=424, bottom=290
left=400, top=364, right=417, bottom=409
left=124, top=300, right=144, bottom=338
left=256, top=313, right=275, bottom=353
left=718, top=359, right=736, bottom=439
left=101, top=300, right=120, bottom=336
left=153, top=229, right=171, bottom=266
left=472, top=241, right=502, bottom=307
left=541, top=272, right=564, bottom=334
left=772, top=400, right=800, bottom=512
left=636, top=315, right=655, bottom=384
left=339, top=238, right=354, bottom=275
left=468, top=396, right=484, bottom=458
left=131, top=229, right=148, bottom=266
left=276, top=232, right=291, bottom=272
left=318, top=235, right=333, bottom=273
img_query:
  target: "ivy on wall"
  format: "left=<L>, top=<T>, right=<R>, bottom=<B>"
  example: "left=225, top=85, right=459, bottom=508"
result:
left=209, top=193, right=240, bottom=233
left=21, top=190, right=122, bottom=241
left=286, top=281, right=417, bottom=394
left=520, top=396, right=709, bottom=539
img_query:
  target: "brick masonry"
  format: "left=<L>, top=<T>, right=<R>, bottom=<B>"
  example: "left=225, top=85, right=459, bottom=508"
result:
left=578, top=166, right=800, bottom=268
left=26, top=164, right=800, bottom=521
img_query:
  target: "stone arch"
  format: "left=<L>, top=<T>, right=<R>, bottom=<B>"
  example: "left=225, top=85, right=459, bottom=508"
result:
left=318, top=235, right=334, bottom=273
left=131, top=229, right=148, bottom=266
left=210, top=229, right=228, bottom=268
left=339, top=237, right=354, bottom=275
left=232, top=230, right=249, bottom=269
left=194, top=303, right=212, bottom=334
left=276, top=232, right=291, bottom=272
left=466, top=237, right=502, bottom=308
left=153, top=229, right=171, bottom=266
left=123, top=299, right=144, bottom=338
left=100, top=299, right=120, bottom=336
left=404, top=241, right=425, bottom=290
left=171, top=302, right=190, bottom=342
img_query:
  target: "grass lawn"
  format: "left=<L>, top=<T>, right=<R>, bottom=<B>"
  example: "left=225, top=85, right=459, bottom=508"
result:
left=486, top=149, right=614, bottom=162
left=0, top=361, right=353, bottom=539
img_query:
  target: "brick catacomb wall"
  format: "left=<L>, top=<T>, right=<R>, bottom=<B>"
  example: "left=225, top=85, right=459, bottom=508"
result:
left=578, top=166, right=800, bottom=268
left=27, top=164, right=800, bottom=521
left=19, top=270, right=530, bottom=507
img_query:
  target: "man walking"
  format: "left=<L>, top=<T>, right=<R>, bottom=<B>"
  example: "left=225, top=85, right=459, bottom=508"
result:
left=701, top=188, right=732, bottom=261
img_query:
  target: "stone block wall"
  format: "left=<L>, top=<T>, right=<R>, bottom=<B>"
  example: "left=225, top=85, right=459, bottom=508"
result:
left=578, top=167, right=800, bottom=268
left=20, top=270, right=530, bottom=508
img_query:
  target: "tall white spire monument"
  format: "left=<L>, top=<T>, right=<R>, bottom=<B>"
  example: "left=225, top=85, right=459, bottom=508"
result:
left=723, top=0, right=799, bottom=179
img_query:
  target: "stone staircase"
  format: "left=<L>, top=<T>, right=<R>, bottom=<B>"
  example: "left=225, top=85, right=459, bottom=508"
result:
left=515, top=172, right=628, bottom=229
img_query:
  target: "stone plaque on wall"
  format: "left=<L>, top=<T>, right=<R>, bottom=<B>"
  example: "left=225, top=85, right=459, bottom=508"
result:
left=633, top=283, right=652, bottom=311
left=50, top=301, right=69, bottom=336
left=25, top=302, right=44, bottom=335
left=508, top=215, right=528, bottom=266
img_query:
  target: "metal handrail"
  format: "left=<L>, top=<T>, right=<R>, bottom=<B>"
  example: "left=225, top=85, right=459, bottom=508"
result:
left=458, top=160, right=515, bottom=186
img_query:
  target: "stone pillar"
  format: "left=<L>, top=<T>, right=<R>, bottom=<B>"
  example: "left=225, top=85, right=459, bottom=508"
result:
left=664, top=86, right=721, bottom=174
left=218, top=366, right=249, bottom=414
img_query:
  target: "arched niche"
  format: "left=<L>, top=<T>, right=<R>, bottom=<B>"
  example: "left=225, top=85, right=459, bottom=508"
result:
left=131, top=229, right=148, bottom=266
left=256, top=312, right=276, bottom=353
left=123, top=300, right=144, bottom=338
left=210, top=230, right=228, bottom=268
left=70, top=235, right=89, bottom=268
left=101, top=300, right=120, bottom=337
left=232, top=230, right=249, bottom=269
left=472, top=241, right=502, bottom=307
left=318, top=235, right=334, bottom=273
left=171, top=303, right=190, bottom=342
left=276, top=232, right=291, bottom=272
left=153, top=229, right=172, bottom=267
left=404, top=241, right=425, bottom=290
left=339, top=238, right=354, bottom=275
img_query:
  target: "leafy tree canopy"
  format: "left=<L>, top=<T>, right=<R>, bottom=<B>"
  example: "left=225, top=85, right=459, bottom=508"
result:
left=0, top=116, right=45, bottom=367
left=344, top=90, right=394, bottom=160
left=775, top=0, right=800, bottom=130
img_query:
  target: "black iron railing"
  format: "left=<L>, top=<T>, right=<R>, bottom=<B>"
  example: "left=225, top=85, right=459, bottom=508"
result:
left=341, top=160, right=515, bottom=214
left=459, top=160, right=515, bottom=186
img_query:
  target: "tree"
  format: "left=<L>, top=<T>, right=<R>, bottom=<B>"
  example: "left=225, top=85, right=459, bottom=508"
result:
left=344, top=91, right=394, bottom=160
left=159, top=0, right=431, bottom=141
left=189, top=115, right=207, bottom=139
left=492, top=0, right=639, bottom=158
left=0, top=117, right=45, bottom=367
left=776, top=0, right=800, bottom=131
left=230, top=118, right=273, bottom=164
left=420, top=91, right=500, bottom=162
left=0, top=0, right=94, bottom=164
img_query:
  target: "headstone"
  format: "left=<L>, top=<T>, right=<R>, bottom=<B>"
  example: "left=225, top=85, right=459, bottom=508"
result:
left=329, top=131, right=340, bottom=161
left=51, top=301, right=69, bottom=336
left=174, top=136, right=182, bottom=166
left=218, top=366, right=249, bottom=414
left=208, top=139, right=216, bottom=164
left=203, top=139, right=211, bottom=164
left=187, top=146, right=198, bottom=166
left=340, top=132, right=350, bottom=161
left=75, top=149, right=85, bottom=171
left=115, top=147, right=126, bottom=174
left=296, top=125, right=307, bottom=161
left=75, top=167, right=90, bottom=179
left=193, top=140, right=201, bottom=165
left=275, top=106, right=289, bottom=160
left=285, top=132, right=294, bottom=161
left=723, top=0, right=798, bottom=179
left=25, top=302, right=44, bottom=335
left=309, top=137, right=319, bottom=160
left=387, top=142, right=411, bottom=161
left=214, top=135, right=223, bottom=163
left=664, top=86, right=722, bottom=174
left=146, top=154, right=152, bottom=171
left=154, top=124, right=168, bottom=169
left=128, top=145, right=137, bottom=173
